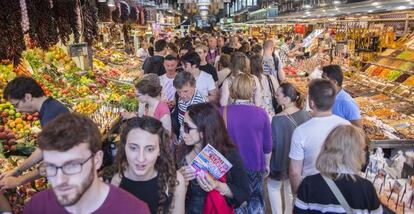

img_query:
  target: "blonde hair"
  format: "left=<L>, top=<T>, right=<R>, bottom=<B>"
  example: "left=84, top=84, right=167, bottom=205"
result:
left=230, top=52, right=250, bottom=76
left=195, top=44, right=208, bottom=53
left=230, top=73, right=254, bottom=100
left=316, top=125, right=366, bottom=180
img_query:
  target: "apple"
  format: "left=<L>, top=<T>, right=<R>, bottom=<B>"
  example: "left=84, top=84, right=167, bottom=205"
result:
left=0, top=132, right=6, bottom=139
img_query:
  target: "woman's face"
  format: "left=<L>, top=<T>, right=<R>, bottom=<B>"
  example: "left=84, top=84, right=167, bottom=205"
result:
left=135, top=90, right=150, bottom=103
left=276, top=87, right=288, bottom=107
left=183, top=113, right=201, bottom=146
left=125, top=128, right=160, bottom=180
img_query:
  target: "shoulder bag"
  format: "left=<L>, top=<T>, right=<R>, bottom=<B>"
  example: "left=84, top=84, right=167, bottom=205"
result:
left=322, top=175, right=353, bottom=214
left=265, top=74, right=282, bottom=114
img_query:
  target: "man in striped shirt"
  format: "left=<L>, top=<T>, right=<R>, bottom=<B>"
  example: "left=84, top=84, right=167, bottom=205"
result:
left=173, top=71, right=207, bottom=141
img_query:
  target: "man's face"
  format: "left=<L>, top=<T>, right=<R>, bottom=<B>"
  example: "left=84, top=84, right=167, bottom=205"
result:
left=183, top=62, right=196, bottom=74
left=218, top=38, right=225, bottom=47
left=208, top=38, right=217, bottom=49
left=176, top=84, right=195, bottom=102
left=164, top=60, right=178, bottom=74
left=42, top=143, right=100, bottom=207
left=9, top=94, right=36, bottom=113
left=195, top=48, right=207, bottom=61
left=179, top=49, right=188, bottom=57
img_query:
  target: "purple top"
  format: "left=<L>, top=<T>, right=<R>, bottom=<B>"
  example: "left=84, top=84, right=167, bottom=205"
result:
left=220, top=104, right=272, bottom=171
left=23, top=184, right=150, bottom=214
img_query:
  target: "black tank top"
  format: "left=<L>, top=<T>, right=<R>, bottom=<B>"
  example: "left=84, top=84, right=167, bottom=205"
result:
left=119, top=175, right=171, bottom=214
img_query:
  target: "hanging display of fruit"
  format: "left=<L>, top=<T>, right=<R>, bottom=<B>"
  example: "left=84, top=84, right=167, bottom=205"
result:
left=25, top=0, right=59, bottom=50
left=52, top=0, right=81, bottom=44
left=0, top=0, right=25, bottom=65
left=81, top=1, right=99, bottom=45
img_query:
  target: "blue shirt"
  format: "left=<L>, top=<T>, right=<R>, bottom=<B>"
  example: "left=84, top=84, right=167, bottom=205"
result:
left=39, top=98, right=70, bottom=126
left=332, top=89, right=361, bottom=121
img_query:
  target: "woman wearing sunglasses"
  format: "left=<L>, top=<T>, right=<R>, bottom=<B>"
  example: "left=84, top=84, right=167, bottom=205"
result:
left=177, top=103, right=250, bottom=214
left=110, top=116, right=186, bottom=214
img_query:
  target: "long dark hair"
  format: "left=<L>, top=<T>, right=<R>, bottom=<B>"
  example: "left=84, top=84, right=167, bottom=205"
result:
left=177, top=103, right=236, bottom=161
left=249, top=54, right=264, bottom=81
left=115, top=116, right=177, bottom=214
left=279, top=82, right=303, bottom=108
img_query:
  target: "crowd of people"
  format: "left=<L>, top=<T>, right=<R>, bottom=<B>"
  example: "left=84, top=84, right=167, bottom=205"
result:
left=0, top=32, right=384, bottom=214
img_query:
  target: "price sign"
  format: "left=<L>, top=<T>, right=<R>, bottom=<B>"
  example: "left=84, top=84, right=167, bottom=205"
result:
left=69, top=43, right=88, bottom=57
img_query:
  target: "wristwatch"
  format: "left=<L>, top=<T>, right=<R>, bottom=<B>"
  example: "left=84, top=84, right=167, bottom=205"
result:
left=15, top=168, right=23, bottom=176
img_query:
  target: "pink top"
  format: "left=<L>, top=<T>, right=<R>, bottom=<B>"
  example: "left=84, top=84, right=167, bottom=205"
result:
left=145, top=101, right=170, bottom=120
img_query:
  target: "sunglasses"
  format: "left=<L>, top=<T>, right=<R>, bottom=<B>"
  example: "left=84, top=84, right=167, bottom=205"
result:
left=183, top=122, right=197, bottom=134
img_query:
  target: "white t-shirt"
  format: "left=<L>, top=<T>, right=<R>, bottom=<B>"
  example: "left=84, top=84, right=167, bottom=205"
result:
left=289, top=115, right=350, bottom=177
left=159, top=74, right=176, bottom=102
left=195, top=71, right=216, bottom=98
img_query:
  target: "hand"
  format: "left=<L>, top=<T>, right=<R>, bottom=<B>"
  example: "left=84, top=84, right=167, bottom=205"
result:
left=121, top=112, right=137, bottom=120
left=0, top=176, right=22, bottom=191
left=196, top=172, right=219, bottom=192
left=179, top=166, right=196, bottom=183
left=0, top=169, right=17, bottom=180
left=167, top=100, right=175, bottom=109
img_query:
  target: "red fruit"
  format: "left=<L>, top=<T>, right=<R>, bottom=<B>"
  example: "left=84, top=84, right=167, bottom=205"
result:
left=33, top=117, right=38, bottom=121
left=0, top=132, right=6, bottom=139
left=21, top=114, right=26, bottom=120
left=0, top=126, right=4, bottom=132
left=10, top=145, right=16, bottom=151
left=8, top=138, right=16, bottom=145
left=33, top=112, right=39, bottom=117
left=27, top=115, right=33, bottom=121
left=4, top=145, right=9, bottom=150
left=2, top=112, right=7, bottom=118
left=6, top=133, right=14, bottom=139
left=2, top=118, right=7, bottom=124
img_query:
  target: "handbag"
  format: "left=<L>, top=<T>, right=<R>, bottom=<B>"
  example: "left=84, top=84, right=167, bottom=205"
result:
left=265, top=74, right=282, bottom=114
left=322, top=175, right=353, bottom=214
left=203, top=175, right=234, bottom=214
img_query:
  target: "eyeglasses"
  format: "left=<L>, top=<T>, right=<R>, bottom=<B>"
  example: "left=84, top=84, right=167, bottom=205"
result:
left=38, top=154, right=95, bottom=177
left=183, top=122, right=197, bottom=134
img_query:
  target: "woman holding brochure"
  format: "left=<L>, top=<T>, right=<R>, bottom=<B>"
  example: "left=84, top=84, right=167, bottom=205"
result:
left=177, top=103, right=250, bottom=214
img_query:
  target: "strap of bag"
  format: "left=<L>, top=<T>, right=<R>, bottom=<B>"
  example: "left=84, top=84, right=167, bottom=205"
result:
left=265, top=74, right=276, bottom=95
left=223, top=106, right=228, bottom=128
left=285, top=114, right=298, bottom=128
left=322, top=175, right=353, bottom=214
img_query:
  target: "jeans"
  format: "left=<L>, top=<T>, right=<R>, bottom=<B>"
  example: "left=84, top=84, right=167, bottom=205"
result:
left=235, top=170, right=265, bottom=214
left=267, top=178, right=293, bottom=214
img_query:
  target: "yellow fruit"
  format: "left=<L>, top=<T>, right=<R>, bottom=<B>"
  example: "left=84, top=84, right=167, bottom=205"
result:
left=15, top=118, right=23, bottom=124
left=9, top=121, right=16, bottom=128
left=16, top=124, right=23, bottom=130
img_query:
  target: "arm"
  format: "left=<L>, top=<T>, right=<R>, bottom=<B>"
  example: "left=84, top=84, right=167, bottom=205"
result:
left=160, top=114, right=172, bottom=134
left=207, top=89, right=219, bottom=103
left=0, top=170, right=41, bottom=191
left=277, top=59, right=286, bottom=82
left=0, top=148, right=43, bottom=179
left=350, top=119, right=363, bottom=129
left=262, top=111, right=272, bottom=176
left=253, top=76, right=263, bottom=106
left=289, top=159, right=303, bottom=194
left=220, top=80, right=230, bottom=106
left=223, top=150, right=250, bottom=207
left=171, top=172, right=186, bottom=214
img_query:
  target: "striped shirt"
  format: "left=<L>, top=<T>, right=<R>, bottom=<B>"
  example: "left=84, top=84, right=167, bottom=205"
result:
left=178, top=90, right=207, bottom=139
left=294, top=173, right=383, bottom=214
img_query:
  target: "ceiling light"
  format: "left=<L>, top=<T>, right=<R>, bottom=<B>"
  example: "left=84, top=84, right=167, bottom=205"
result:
left=376, top=5, right=382, bottom=8
left=184, top=16, right=188, bottom=19
left=368, top=10, right=373, bottom=13
left=333, top=1, right=341, bottom=4
left=397, top=6, right=407, bottom=10
left=304, top=5, right=312, bottom=9
left=372, top=2, right=380, bottom=6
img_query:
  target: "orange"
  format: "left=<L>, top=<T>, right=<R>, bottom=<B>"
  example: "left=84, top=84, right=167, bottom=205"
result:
left=16, top=124, right=23, bottom=130
left=15, top=118, right=23, bottom=124
left=9, top=121, right=16, bottom=128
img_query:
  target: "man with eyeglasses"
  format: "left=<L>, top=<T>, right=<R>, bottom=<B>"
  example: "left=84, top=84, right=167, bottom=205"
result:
left=23, top=113, right=150, bottom=213
left=0, top=76, right=69, bottom=203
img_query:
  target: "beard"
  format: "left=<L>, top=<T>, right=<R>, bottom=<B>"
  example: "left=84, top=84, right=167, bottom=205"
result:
left=54, top=164, right=95, bottom=207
